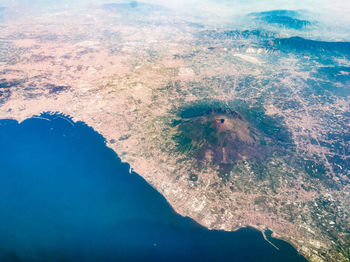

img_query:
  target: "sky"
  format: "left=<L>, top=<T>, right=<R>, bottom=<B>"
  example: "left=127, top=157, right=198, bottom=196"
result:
left=1, top=0, right=350, bottom=40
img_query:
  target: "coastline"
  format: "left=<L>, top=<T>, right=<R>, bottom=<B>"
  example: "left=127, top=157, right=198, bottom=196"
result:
left=0, top=112, right=309, bottom=261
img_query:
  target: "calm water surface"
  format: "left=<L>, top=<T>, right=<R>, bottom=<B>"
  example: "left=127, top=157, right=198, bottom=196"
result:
left=0, top=114, right=306, bottom=262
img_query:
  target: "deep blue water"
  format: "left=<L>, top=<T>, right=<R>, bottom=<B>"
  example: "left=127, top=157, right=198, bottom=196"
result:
left=0, top=114, right=306, bottom=262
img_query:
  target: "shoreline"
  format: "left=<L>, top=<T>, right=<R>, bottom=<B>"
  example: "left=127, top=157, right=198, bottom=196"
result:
left=0, top=112, right=308, bottom=261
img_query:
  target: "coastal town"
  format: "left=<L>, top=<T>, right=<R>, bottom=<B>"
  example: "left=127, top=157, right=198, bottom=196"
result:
left=0, top=2, right=349, bottom=261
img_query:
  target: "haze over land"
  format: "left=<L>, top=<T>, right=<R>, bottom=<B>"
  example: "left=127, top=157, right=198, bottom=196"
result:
left=0, top=0, right=349, bottom=261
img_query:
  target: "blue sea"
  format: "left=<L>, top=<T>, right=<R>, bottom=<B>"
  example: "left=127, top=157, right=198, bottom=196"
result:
left=0, top=114, right=306, bottom=262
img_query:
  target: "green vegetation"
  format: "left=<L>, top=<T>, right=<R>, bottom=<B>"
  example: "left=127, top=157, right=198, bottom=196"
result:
left=170, top=100, right=294, bottom=165
left=174, top=99, right=294, bottom=146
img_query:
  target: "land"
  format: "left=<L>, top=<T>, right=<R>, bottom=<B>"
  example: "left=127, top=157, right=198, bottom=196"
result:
left=0, top=3, right=349, bottom=261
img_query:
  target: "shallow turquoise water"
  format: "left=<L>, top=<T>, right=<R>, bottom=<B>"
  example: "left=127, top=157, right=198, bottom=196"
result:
left=0, top=114, right=306, bottom=262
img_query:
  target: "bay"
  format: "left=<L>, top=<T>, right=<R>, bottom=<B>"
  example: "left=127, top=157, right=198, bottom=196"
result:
left=0, top=114, right=306, bottom=262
